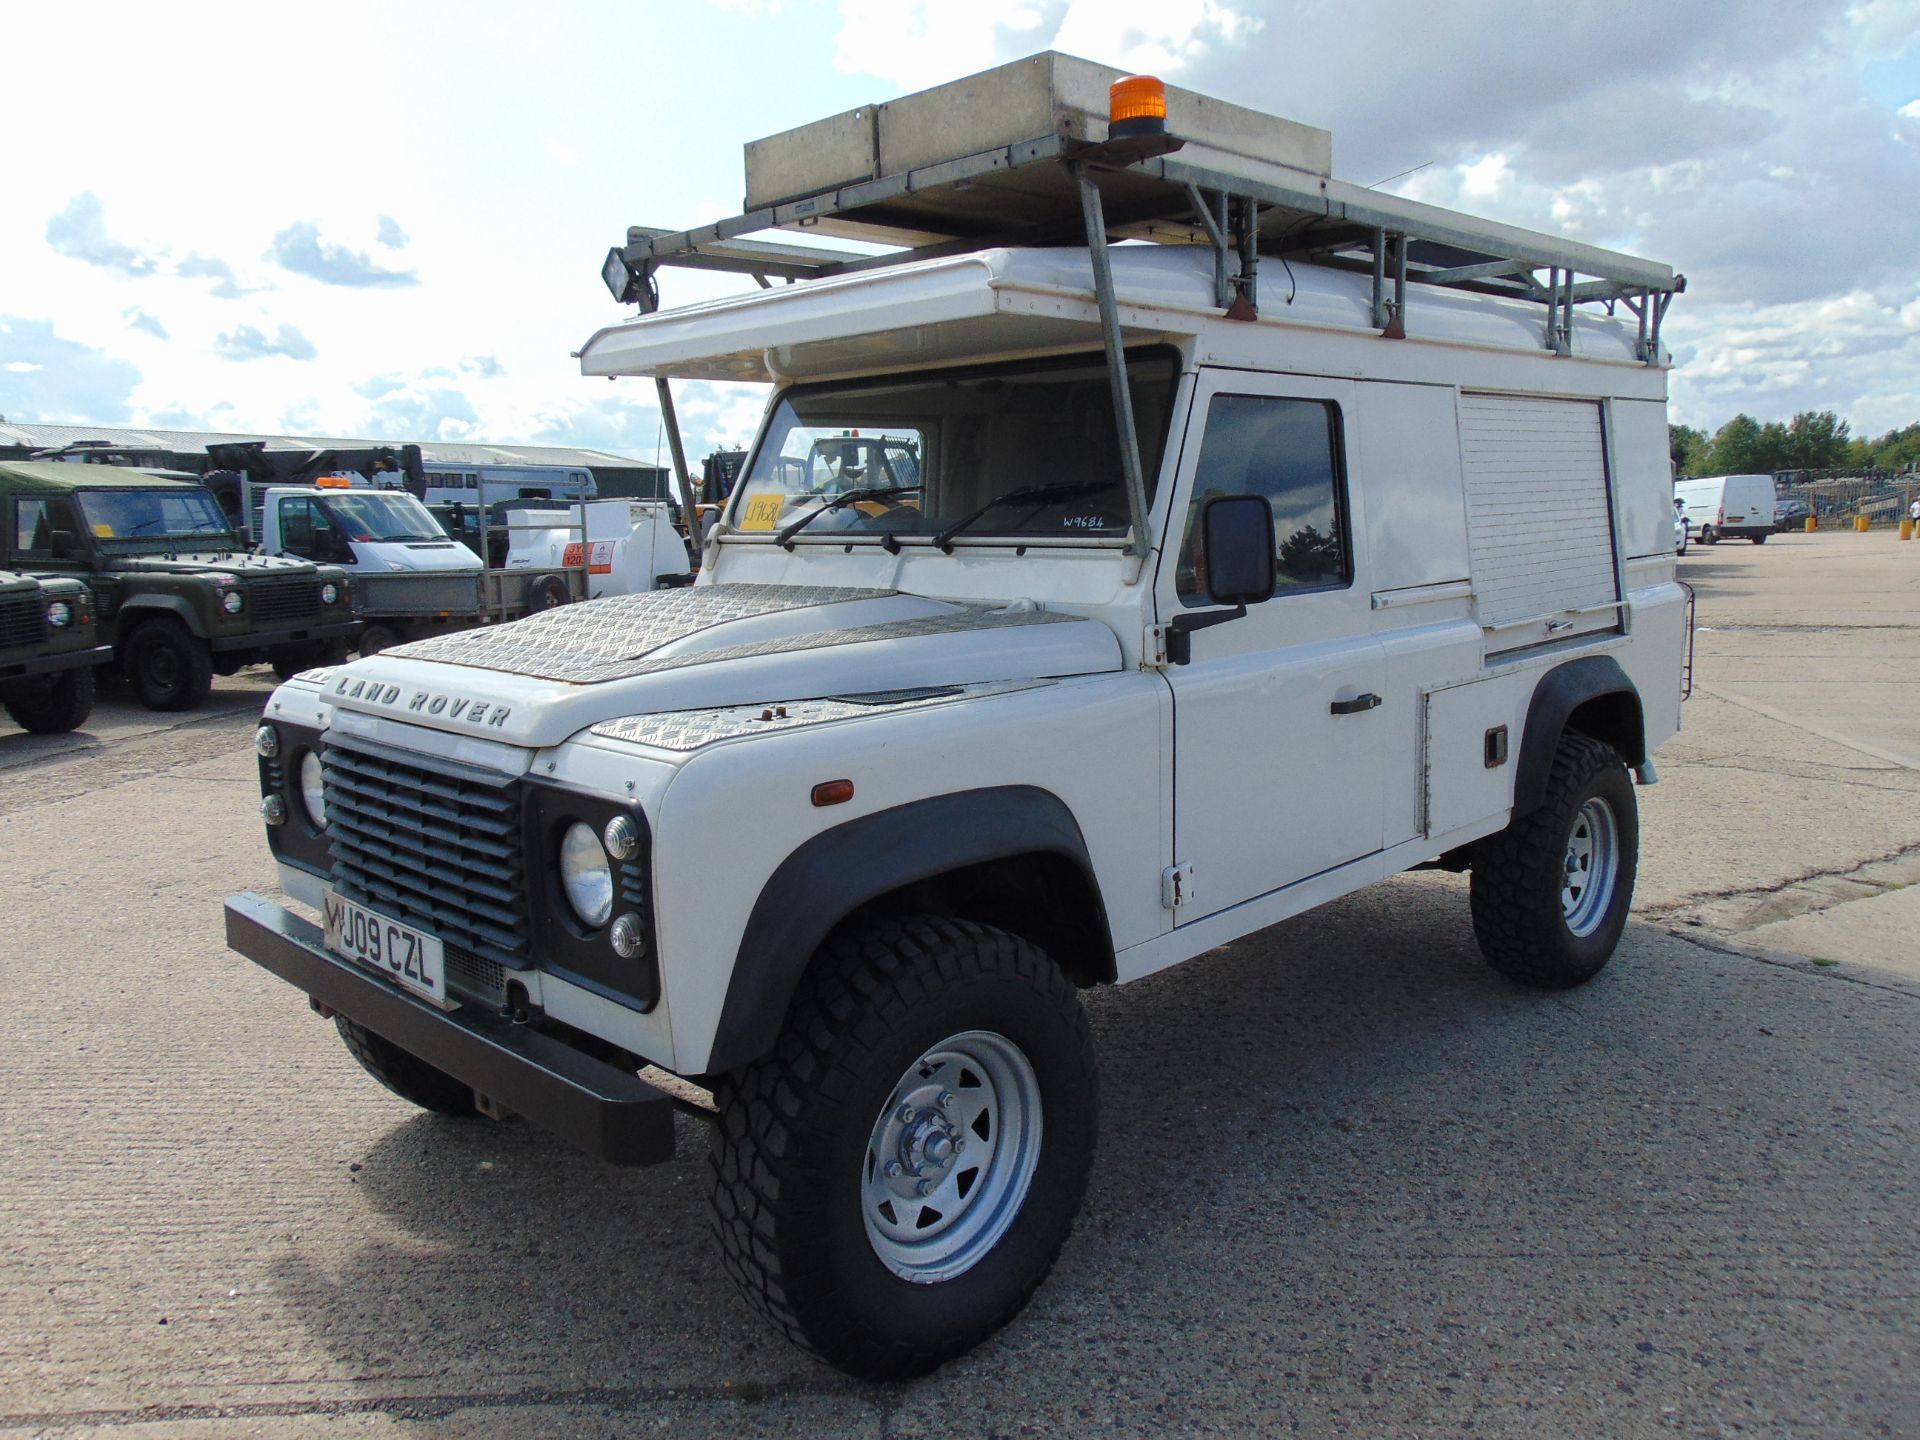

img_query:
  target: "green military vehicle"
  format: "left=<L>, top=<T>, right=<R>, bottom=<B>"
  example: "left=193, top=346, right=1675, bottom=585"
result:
left=0, top=461, right=357, bottom=711
left=0, top=570, right=109, bottom=733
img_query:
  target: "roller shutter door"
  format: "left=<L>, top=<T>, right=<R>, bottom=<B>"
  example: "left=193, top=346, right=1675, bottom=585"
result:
left=1459, top=393, right=1620, bottom=641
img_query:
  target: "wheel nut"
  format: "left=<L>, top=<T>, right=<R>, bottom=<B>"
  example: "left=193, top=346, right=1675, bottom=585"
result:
left=952, top=1138, right=966, bottom=1154
left=937, top=1090, right=955, bottom=1109
left=884, top=1161, right=902, bottom=1179
left=916, top=1179, right=934, bottom=1197
left=897, top=1103, right=915, bottom=1123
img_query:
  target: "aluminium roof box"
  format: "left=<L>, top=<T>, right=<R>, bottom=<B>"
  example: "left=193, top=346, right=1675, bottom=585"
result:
left=744, top=51, right=1331, bottom=222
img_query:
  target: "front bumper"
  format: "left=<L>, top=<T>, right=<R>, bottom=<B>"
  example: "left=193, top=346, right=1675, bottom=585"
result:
left=1, top=643, right=111, bottom=681
left=210, top=618, right=360, bottom=653
left=224, top=892, right=676, bottom=1165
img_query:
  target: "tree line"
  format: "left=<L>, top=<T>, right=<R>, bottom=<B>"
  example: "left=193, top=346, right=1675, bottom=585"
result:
left=1669, top=411, right=1920, bottom=478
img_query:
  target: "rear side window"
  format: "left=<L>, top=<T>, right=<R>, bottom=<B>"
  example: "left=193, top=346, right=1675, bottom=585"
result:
left=12, top=496, right=78, bottom=560
left=1176, top=395, right=1350, bottom=605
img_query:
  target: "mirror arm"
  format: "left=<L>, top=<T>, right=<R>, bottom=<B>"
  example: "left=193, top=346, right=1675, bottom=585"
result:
left=1164, top=602, right=1247, bottom=665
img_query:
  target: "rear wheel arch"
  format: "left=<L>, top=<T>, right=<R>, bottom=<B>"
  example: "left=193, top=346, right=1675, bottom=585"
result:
left=1512, top=657, right=1644, bottom=819
left=705, top=787, right=1113, bottom=1075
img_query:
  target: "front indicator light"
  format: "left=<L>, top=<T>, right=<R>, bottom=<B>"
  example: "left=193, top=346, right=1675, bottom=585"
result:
left=559, top=820, right=614, bottom=927
left=603, top=814, right=638, bottom=860
left=609, top=913, right=645, bottom=959
left=261, top=794, right=288, bottom=826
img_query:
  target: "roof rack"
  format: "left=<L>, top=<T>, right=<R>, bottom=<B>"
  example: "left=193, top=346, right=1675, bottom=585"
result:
left=600, top=53, right=1685, bottom=555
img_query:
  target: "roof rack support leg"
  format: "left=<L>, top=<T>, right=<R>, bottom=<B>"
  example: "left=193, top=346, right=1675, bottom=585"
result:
left=1185, top=184, right=1231, bottom=311
left=636, top=265, right=699, bottom=539
left=1370, top=228, right=1388, bottom=330
left=1380, top=232, right=1407, bottom=339
left=1225, top=197, right=1260, bottom=319
left=1651, top=290, right=1674, bottom=366
left=1073, top=164, right=1151, bottom=562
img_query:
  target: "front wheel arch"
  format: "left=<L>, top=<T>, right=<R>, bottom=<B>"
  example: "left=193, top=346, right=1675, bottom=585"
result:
left=705, top=787, right=1112, bottom=1075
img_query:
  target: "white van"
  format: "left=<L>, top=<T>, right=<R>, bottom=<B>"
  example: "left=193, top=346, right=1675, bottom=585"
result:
left=1674, top=473, right=1776, bottom=544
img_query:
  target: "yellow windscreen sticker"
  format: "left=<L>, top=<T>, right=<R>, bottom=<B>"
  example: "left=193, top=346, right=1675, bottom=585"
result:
left=93, top=523, right=116, bottom=537
left=740, top=493, right=785, bottom=531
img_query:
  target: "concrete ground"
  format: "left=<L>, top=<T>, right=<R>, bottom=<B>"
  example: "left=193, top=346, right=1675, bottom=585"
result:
left=0, top=532, right=1915, bottom=1438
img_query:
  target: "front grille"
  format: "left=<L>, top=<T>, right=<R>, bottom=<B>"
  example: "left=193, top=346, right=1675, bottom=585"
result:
left=0, top=593, right=49, bottom=650
left=250, top=576, right=322, bottom=626
left=322, top=741, right=530, bottom=968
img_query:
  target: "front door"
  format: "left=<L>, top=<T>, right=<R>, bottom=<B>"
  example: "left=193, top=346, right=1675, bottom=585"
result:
left=1158, top=370, right=1386, bottom=921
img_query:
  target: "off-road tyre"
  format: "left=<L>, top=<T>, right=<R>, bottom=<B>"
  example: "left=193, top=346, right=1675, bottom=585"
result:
left=125, top=619, right=214, bottom=711
left=272, top=637, right=349, bottom=681
left=710, top=916, right=1098, bottom=1380
left=334, top=1016, right=478, bottom=1116
left=1470, top=732, right=1637, bottom=989
left=358, top=624, right=400, bottom=658
left=5, top=666, right=96, bottom=734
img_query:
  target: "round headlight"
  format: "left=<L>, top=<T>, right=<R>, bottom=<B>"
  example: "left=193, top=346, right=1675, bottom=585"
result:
left=321, top=582, right=341, bottom=605
left=558, top=821, right=613, bottom=927
left=46, top=600, right=73, bottom=628
left=299, top=751, right=327, bottom=829
left=221, top=589, right=245, bottom=615
left=255, top=724, right=280, bottom=758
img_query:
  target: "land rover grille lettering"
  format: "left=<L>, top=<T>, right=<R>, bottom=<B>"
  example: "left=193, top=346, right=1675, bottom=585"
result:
left=321, top=741, right=531, bottom=969
left=0, top=593, right=51, bottom=649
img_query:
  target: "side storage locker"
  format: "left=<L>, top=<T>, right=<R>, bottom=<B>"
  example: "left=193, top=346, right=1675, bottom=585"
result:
left=1458, top=394, right=1622, bottom=654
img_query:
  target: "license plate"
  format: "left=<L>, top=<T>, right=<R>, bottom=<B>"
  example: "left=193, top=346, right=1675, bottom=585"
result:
left=322, top=891, right=448, bottom=1007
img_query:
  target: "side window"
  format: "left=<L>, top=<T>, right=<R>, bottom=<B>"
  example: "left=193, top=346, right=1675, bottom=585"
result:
left=1176, top=394, right=1350, bottom=606
left=279, top=498, right=315, bottom=554
left=13, top=497, right=77, bottom=560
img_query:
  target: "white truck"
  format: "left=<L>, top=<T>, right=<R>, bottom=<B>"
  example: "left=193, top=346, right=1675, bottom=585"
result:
left=1673, top=473, right=1778, bottom=545
left=225, top=55, right=1690, bottom=1379
left=261, top=486, right=691, bottom=651
left=256, top=483, right=488, bottom=651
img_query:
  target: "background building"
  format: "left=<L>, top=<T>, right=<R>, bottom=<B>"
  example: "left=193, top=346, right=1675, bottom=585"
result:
left=0, top=420, right=671, bottom=499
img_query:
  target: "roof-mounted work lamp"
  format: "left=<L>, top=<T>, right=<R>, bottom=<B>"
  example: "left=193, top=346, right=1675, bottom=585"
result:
left=602, top=247, right=644, bottom=305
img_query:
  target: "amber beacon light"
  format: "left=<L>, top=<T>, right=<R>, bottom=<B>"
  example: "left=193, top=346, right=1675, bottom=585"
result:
left=1108, top=75, right=1168, bottom=140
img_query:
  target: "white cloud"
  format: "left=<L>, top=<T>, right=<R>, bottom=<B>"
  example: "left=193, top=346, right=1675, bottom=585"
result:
left=1901, top=98, right=1920, bottom=118
left=214, top=323, right=319, bottom=363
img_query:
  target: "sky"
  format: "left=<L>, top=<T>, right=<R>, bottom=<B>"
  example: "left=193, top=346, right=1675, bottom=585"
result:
left=2, top=0, right=1918, bottom=466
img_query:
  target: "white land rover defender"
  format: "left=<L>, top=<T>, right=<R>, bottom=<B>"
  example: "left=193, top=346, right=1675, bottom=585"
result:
left=226, top=55, right=1691, bottom=1379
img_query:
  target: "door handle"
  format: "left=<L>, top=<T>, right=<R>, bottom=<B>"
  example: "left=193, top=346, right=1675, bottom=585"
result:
left=1330, top=693, right=1382, bottom=716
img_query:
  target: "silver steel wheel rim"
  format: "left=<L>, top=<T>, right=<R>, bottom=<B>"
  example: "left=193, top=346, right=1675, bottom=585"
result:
left=1562, top=796, right=1619, bottom=937
left=860, top=1029, right=1042, bottom=1285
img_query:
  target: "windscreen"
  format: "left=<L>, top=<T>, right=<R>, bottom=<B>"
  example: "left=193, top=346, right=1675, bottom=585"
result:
left=320, top=491, right=446, bottom=542
left=77, top=487, right=234, bottom=544
left=728, top=349, right=1179, bottom=543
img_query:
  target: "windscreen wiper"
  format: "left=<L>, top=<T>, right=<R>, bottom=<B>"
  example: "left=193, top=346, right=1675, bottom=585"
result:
left=775, top=486, right=923, bottom=549
left=930, top=480, right=1118, bottom=553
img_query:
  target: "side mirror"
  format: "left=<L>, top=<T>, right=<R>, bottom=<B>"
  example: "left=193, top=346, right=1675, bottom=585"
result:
left=1199, top=494, right=1276, bottom=606
left=48, top=529, right=77, bottom=558
left=1165, top=495, right=1277, bottom=665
